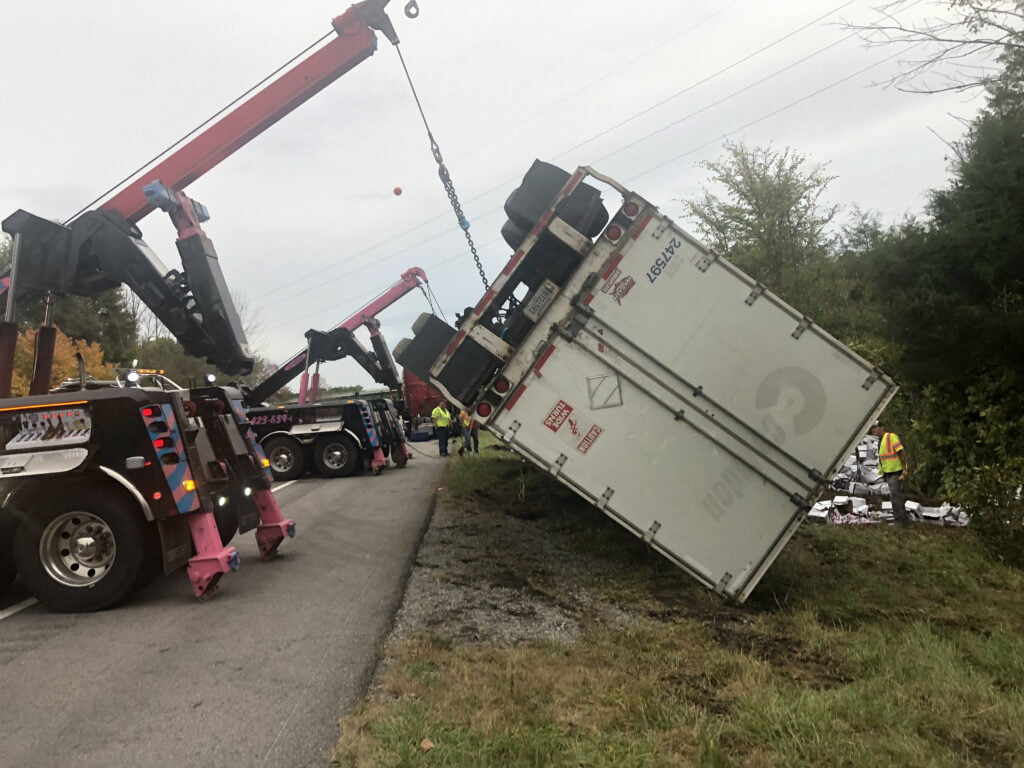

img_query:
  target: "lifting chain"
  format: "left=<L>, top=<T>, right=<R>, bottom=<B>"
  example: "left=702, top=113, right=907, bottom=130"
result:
left=429, top=135, right=489, bottom=291
left=395, top=46, right=490, bottom=292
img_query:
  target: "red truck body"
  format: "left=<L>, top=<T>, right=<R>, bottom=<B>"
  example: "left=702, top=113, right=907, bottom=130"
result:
left=402, top=369, right=443, bottom=424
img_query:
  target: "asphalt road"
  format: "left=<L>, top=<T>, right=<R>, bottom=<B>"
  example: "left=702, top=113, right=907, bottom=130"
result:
left=0, top=456, right=446, bottom=768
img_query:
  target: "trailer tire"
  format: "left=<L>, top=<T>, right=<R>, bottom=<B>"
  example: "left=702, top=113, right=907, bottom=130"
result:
left=262, top=436, right=306, bottom=482
left=0, top=512, right=16, bottom=594
left=13, top=486, right=148, bottom=613
left=312, top=434, right=360, bottom=478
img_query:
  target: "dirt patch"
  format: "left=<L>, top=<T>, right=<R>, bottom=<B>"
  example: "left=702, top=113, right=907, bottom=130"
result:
left=379, top=456, right=856, bottom=693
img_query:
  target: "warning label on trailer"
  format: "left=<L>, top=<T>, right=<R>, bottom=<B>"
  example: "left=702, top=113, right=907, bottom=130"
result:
left=544, top=400, right=573, bottom=432
left=543, top=400, right=604, bottom=454
left=577, top=424, right=603, bottom=454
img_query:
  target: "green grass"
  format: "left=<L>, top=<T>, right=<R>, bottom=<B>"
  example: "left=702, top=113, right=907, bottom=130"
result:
left=333, top=441, right=1024, bottom=768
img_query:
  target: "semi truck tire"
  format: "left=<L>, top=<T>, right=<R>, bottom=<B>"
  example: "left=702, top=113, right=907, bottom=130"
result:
left=13, top=486, right=149, bottom=613
left=0, top=512, right=16, bottom=594
left=312, top=434, right=359, bottom=478
left=262, top=435, right=306, bottom=482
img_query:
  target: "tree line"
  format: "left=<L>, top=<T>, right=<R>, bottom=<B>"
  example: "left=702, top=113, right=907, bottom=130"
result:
left=684, top=14, right=1023, bottom=562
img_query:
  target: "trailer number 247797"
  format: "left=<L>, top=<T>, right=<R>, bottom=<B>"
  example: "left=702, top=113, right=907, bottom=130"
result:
left=646, top=237, right=682, bottom=284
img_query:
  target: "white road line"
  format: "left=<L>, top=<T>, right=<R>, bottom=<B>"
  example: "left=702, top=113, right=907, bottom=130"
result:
left=0, top=598, right=37, bottom=621
left=273, top=480, right=297, bottom=493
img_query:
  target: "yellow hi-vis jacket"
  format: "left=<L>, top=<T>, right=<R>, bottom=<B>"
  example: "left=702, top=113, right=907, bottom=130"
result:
left=431, top=406, right=451, bottom=428
left=878, top=432, right=904, bottom=474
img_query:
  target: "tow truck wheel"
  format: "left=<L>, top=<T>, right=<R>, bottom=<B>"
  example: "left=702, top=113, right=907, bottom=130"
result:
left=312, top=435, right=359, bottom=478
left=13, top=486, right=147, bottom=613
left=262, top=436, right=306, bottom=482
left=0, top=512, right=16, bottom=594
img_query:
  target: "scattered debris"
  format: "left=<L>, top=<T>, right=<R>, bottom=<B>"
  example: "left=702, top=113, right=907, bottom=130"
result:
left=811, top=436, right=968, bottom=527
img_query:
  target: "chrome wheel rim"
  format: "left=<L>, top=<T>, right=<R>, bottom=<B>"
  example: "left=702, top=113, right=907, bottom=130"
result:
left=39, top=511, right=115, bottom=587
left=321, top=442, right=349, bottom=470
left=268, top=445, right=296, bottom=473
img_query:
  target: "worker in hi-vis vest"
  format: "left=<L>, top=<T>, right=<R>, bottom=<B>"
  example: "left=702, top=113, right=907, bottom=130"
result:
left=431, top=400, right=453, bottom=457
left=870, top=420, right=911, bottom=525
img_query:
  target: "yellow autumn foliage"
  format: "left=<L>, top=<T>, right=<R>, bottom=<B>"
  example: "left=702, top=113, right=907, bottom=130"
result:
left=10, top=327, right=116, bottom=396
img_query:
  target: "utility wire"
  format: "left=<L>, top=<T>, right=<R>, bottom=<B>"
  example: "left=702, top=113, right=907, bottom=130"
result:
left=64, top=31, right=336, bottom=225
left=269, top=39, right=923, bottom=335
left=248, top=1, right=750, bottom=303
left=622, top=44, right=916, bottom=185
left=252, top=0, right=867, bottom=303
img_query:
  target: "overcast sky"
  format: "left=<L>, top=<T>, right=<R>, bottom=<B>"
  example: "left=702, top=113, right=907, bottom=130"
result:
left=0, top=0, right=984, bottom=389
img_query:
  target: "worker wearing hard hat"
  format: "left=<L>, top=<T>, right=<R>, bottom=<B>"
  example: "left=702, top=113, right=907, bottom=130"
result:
left=870, top=420, right=910, bottom=525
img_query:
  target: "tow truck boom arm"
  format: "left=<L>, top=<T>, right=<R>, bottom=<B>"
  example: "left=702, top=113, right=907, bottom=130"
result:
left=1, top=0, right=402, bottom=383
left=102, top=0, right=398, bottom=225
left=245, top=266, right=426, bottom=405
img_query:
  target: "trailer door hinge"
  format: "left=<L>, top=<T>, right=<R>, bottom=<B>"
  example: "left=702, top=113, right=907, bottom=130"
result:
left=597, top=487, right=614, bottom=509
left=642, top=520, right=661, bottom=544
left=808, top=468, right=825, bottom=484
left=563, top=308, right=592, bottom=339
left=652, top=217, right=672, bottom=239
left=715, top=571, right=734, bottom=594
left=789, top=492, right=810, bottom=510
left=862, top=368, right=883, bottom=390
left=791, top=317, right=812, bottom=339
left=506, top=420, right=521, bottom=441
left=551, top=453, right=568, bottom=475
left=695, top=251, right=719, bottom=273
left=745, top=284, right=766, bottom=306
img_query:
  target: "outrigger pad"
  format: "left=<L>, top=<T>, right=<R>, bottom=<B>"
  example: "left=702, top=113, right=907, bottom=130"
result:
left=0, top=210, right=75, bottom=295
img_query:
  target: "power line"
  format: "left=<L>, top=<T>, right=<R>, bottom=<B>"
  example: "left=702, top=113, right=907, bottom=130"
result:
left=623, top=44, right=916, bottom=185
left=250, top=2, right=751, bottom=302
left=269, top=45, right=923, bottom=338
left=252, top=1, right=870, bottom=305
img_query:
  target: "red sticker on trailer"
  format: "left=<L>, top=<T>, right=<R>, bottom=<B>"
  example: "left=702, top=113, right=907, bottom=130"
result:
left=601, top=269, right=636, bottom=305
left=544, top=400, right=573, bottom=432
left=610, top=275, right=636, bottom=304
left=577, top=424, right=603, bottom=454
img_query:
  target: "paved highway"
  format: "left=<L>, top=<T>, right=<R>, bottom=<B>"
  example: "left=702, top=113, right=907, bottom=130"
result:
left=0, top=457, right=445, bottom=768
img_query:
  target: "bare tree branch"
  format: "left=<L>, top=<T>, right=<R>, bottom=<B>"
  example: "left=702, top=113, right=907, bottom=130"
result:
left=844, top=0, right=1024, bottom=93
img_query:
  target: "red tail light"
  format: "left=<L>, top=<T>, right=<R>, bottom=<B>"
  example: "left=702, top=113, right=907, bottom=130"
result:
left=141, top=406, right=161, bottom=418
left=493, top=377, right=511, bottom=394
left=153, top=437, right=172, bottom=449
left=476, top=402, right=492, bottom=418
left=605, top=225, right=623, bottom=243
left=622, top=201, right=640, bottom=218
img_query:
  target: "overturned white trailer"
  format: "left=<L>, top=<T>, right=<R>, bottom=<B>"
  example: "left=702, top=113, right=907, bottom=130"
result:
left=396, top=162, right=897, bottom=602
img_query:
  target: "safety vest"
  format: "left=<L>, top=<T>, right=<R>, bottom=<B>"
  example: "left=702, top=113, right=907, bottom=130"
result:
left=878, top=432, right=904, bottom=474
left=432, top=406, right=451, bottom=428
left=460, top=410, right=474, bottom=428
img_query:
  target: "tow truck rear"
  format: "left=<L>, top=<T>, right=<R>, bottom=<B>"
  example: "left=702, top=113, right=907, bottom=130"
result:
left=0, top=0, right=410, bottom=610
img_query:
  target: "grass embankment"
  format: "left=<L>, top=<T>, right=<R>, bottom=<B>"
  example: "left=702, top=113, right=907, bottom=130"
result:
left=334, top=436, right=1024, bottom=767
